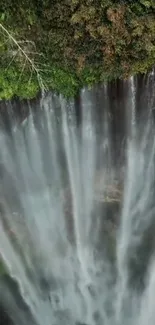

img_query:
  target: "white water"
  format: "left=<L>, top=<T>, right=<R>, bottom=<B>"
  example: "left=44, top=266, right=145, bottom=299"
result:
left=0, top=84, right=155, bottom=325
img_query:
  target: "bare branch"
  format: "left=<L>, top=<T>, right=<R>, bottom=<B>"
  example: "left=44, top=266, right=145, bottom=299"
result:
left=28, top=68, right=33, bottom=85
left=0, top=23, right=46, bottom=92
left=18, top=57, right=27, bottom=84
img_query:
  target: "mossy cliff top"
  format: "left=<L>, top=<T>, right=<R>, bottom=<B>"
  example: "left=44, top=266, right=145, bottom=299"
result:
left=0, top=0, right=155, bottom=99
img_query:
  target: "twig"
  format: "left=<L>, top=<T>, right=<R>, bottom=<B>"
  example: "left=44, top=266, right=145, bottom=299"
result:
left=5, top=48, right=20, bottom=70
left=18, top=57, right=27, bottom=83
left=0, top=23, right=47, bottom=91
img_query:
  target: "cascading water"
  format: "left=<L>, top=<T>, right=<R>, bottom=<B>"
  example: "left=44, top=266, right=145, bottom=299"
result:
left=0, top=73, right=155, bottom=325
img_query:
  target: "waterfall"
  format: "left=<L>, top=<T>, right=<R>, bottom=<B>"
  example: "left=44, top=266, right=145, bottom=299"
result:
left=0, top=73, right=155, bottom=325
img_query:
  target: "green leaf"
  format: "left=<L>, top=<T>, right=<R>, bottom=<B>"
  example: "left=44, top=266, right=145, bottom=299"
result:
left=140, top=0, right=154, bottom=8
left=0, top=13, right=5, bottom=22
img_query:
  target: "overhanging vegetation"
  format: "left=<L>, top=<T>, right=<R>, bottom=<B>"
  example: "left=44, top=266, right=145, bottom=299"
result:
left=0, top=0, right=155, bottom=99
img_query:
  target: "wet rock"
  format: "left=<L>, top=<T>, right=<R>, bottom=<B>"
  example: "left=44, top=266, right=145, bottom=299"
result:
left=0, top=304, right=14, bottom=325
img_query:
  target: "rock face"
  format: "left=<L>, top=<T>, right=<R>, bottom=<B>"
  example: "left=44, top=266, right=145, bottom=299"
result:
left=0, top=304, right=14, bottom=325
left=61, top=178, right=121, bottom=267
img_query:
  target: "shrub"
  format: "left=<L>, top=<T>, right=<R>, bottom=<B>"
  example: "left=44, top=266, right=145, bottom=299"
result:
left=0, top=0, right=155, bottom=99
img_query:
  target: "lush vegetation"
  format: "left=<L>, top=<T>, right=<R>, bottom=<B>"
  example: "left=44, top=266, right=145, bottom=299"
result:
left=0, top=0, right=155, bottom=99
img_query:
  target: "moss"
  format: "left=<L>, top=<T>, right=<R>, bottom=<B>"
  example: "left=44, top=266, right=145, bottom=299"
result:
left=0, top=0, right=155, bottom=99
left=0, top=65, right=40, bottom=100
left=44, top=66, right=80, bottom=98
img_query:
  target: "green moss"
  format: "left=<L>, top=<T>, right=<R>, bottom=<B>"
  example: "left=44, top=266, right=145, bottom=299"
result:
left=44, top=66, right=80, bottom=98
left=0, top=66, right=40, bottom=99
left=0, top=0, right=155, bottom=99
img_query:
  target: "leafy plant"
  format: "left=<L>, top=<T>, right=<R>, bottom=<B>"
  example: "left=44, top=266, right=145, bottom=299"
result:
left=0, top=0, right=155, bottom=99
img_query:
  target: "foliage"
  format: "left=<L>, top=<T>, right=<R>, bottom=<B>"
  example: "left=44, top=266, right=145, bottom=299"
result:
left=0, top=0, right=155, bottom=99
